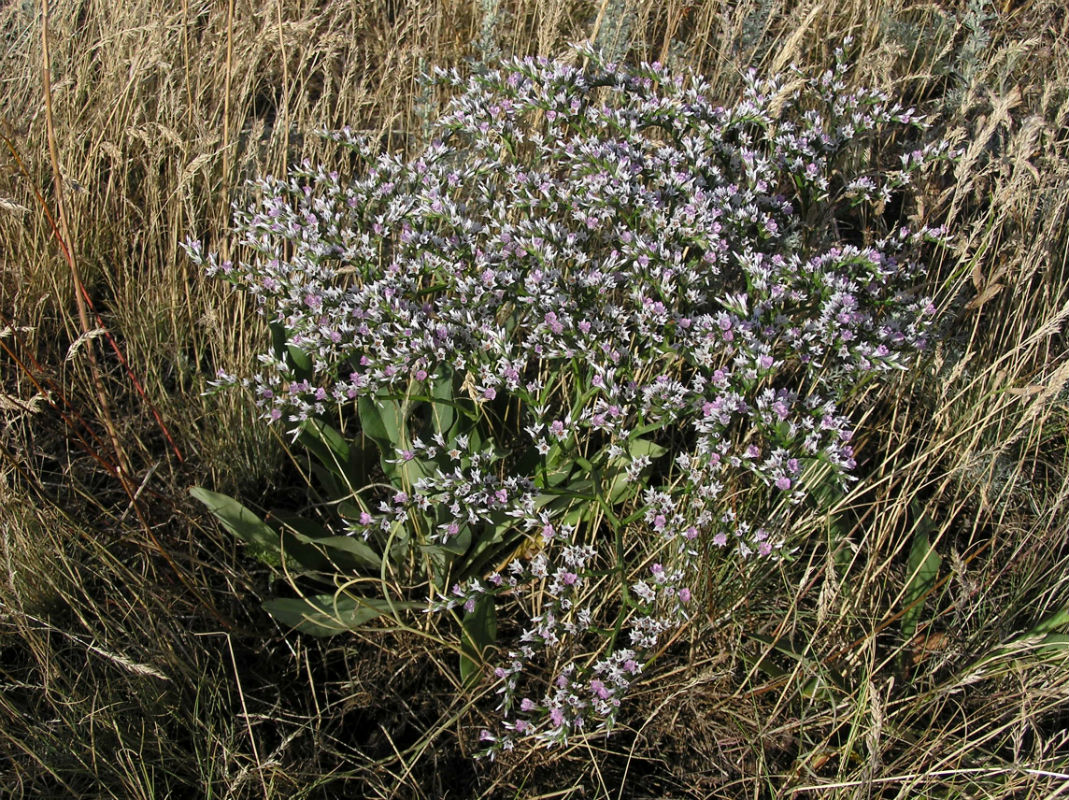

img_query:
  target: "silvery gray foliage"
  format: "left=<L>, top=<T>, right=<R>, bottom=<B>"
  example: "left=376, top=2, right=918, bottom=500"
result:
left=186, top=44, right=953, bottom=754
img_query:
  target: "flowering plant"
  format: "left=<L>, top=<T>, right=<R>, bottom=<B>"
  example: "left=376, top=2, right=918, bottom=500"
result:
left=187, top=45, right=952, bottom=753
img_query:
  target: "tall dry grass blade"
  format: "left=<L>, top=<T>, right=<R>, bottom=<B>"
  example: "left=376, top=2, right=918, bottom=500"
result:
left=38, top=0, right=131, bottom=480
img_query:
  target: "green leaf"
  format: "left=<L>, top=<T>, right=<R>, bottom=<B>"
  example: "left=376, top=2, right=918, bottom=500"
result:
left=423, top=526, right=472, bottom=557
left=358, top=393, right=404, bottom=461
left=1021, top=607, right=1069, bottom=638
left=542, top=462, right=575, bottom=489
left=606, top=475, right=638, bottom=506
left=996, top=609, right=1069, bottom=659
left=269, top=321, right=287, bottom=361
left=337, top=500, right=363, bottom=521
left=626, top=437, right=667, bottom=460
left=902, top=504, right=942, bottom=641
left=276, top=518, right=383, bottom=571
left=451, top=520, right=526, bottom=583
left=534, top=441, right=576, bottom=489
left=313, top=536, right=383, bottom=570
left=460, top=594, right=498, bottom=684
left=959, top=609, right=1069, bottom=675
left=263, top=594, right=421, bottom=637
left=429, top=369, right=456, bottom=435
left=398, top=456, right=432, bottom=487
left=306, top=461, right=345, bottom=500
left=191, top=487, right=280, bottom=566
left=799, top=458, right=854, bottom=576
left=532, top=486, right=592, bottom=521
left=266, top=511, right=335, bottom=571
left=287, top=344, right=313, bottom=375
left=604, top=438, right=666, bottom=505
left=801, top=457, right=847, bottom=512
left=1032, top=633, right=1069, bottom=658
left=299, top=417, right=351, bottom=463
left=270, top=511, right=330, bottom=540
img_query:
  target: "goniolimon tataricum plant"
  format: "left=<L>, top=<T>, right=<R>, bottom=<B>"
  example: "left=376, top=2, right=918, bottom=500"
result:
left=186, top=43, right=954, bottom=753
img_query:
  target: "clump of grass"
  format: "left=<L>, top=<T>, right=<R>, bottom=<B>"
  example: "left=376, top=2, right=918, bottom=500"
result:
left=0, top=0, right=1067, bottom=797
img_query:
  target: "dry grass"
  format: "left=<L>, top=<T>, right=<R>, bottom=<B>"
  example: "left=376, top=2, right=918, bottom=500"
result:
left=1, top=0, right=1068, bottom=796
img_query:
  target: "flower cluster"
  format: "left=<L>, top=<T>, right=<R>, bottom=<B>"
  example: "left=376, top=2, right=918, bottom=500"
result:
left=187, top=45, right=951, bottom=754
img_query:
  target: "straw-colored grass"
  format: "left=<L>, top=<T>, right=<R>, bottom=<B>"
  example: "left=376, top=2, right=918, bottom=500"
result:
left=1, top=0, right=1067, bottom=796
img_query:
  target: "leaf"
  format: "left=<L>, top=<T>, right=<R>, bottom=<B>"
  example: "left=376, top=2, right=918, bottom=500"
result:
left=996, top=608, right=1069, bottom=659
left=627, top=437, right=667, bottom=460
left=358, top=392, right=427, bottom=485
left=299, top=418, right=356, bottom=479
left=273, top=512, right=383, bottom=571
left=534, top=442, right=575, bottom=489
left=306, top=460, right=345, bottom=500
left=901, top=504, right=942, bottom=641
left=268, top=511, right=334, bottom=571
left=398, top=456, right=432, bottom=487
left=268, top=320, right=313, bottom=377
left=191, top=487, right=280, bottom=566
left=460, top=594, right=498, bottom=684
left=287, top=344, right=313, bottom=375
left=1033, top=634, right=1069, bottom=659
left=270, top=510, right=331, bottom=540
left=799, top=458, right=854, bottom=576
left=263, top=594, right=421, bottom=637
left=429, top=369, right=456, bottom=435
left=358, top=393, right=404, bottom=455
left=605, top=437, right=666, bottom=505
left=534, top=481, right=597, bottom=514
left=307, top=419, right=352, bottom=462
left=606, top=473, right=638, bottom=506
left=337, top=500, right=363, bottom=520
left=801, top=457, right=846, bottom=511
left=423, top=525, right=472, bottom=557
left=542, top=461, right=575, bottom=489
left=313, top=536, right=383, bottom=570
left=452, top=520, right=526, bottom=583
left=269, top=320, right=287, bottom=361
left=957, top=609, right=1069, bottom=675
left=1021, top=608, right=1069, bottom=638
